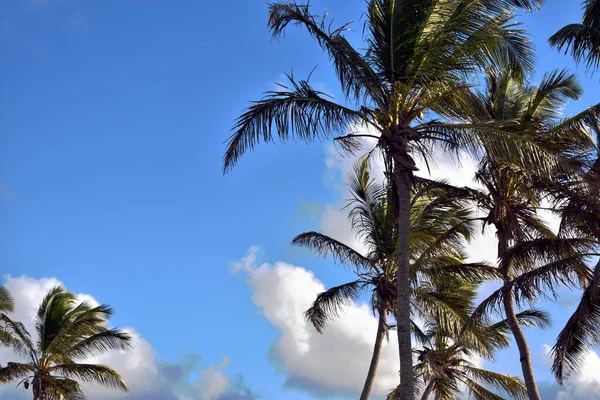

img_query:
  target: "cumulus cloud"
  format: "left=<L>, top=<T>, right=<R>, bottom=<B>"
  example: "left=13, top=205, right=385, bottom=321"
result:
left=0, top=276, right=258, bottom=400
left=537, top=345, right=600, bottom=400
left=236, top=247, right=399, bottom=398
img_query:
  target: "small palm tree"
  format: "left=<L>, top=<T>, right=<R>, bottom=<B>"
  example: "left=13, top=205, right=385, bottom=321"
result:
left=293, top=158, right=494, bottom=399
left=0, top=286, right=131, bottom=400
left=550, top=0, right=600, bottom=73
left=224, top=2, right=540, bottom=396
left=388, top=310, right=549, bottom=400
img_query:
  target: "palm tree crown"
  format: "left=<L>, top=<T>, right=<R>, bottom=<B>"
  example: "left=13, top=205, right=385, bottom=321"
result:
left=0, top=286, right=131, bottom=400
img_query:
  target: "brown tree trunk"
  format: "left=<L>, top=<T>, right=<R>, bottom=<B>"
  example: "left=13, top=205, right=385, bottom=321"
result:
left=498, top=231, right=542, bottom=400
left=420, top=380, right=435, bottom=400
left=359, top=306, right=387, bottom=400
left=394, top=163, right=414, bottom=399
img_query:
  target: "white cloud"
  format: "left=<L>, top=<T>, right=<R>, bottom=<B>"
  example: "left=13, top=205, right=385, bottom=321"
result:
left=237, top=247, right=400, bottom=398
left=541, top=345, right=600, bottom=399
left=0, top=276, right=257, bottom=400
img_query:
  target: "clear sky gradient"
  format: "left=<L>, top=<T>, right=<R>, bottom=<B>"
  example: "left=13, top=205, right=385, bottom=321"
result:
left=1, top=1, right=599, bottom=399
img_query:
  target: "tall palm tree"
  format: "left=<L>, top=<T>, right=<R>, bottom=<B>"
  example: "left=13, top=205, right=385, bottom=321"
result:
left=388, top=310, right=549, bottom=400
left=293, top=158, right=495, bottom=399
left=550, top=0, right=600, bottom=73
left=224, top=2, right=540, bottom=396
left=462, top=69, right=594, bottom=399
left=0, top=286, right=131, bottom=400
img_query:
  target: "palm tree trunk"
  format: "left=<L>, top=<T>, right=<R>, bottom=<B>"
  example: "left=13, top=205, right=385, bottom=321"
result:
left=394, top=163, right=415, bottom=399
left=498, top=231, right=541, bottom=400
left=420, top=380, right=435, bottom=400
left=359, top=306, right=387, bottom=400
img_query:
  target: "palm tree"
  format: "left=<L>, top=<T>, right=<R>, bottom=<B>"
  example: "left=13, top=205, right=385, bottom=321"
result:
left=0, top=286, right=131, bottom=400
left=388, top=310, right=549, bottom=400
left=224, top=2, right=540, bottom=396
left=550, top=0, right=600, bottom=73
left=462, top=69, right=595, bottom=399
left=293, top=158, right=495, bottom=399
left=544, top=112, right=600, bottom=384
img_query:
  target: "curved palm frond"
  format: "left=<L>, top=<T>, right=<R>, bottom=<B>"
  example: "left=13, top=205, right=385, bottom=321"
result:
left=551, top=259, right=600, bottom=384
left=463, top=367, right=528, bottom=400
left=223, top=74, right=364, bottom=172
left=292, top=231, right=375, bottom=272
left=268, top=2, right=383, bottom=103
left=50, top=363, right=128, bottom=391
left=0, top=362, right=34, bottom=384
left=549, top=0, right=600, bottom=72
left=305, top=281, right=364, bottom=333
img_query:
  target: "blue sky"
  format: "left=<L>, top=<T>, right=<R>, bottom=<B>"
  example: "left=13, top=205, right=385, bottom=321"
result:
left=1, top=1, right=599, bottom=399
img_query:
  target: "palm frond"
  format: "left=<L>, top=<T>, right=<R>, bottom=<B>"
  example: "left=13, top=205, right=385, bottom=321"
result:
left=0, top=314, right=36, bottom=359
left=0, top=362, right=34, bottom=384
left=0, top=286, right=13, bottom=313
left=268, top=2, right=382, bottom=103
left=291, top=231, right=375, bottom=271
left=50, top=363, right=128, bottom=391
left=223, top=74, right=364, bottom=172
left=464, top=367, right=528, bottom=400
left=305, top=281, right=364, bottom=333
left=62, top=329, right=131, bottom=361
left=551, top=259, right=600, bottom=384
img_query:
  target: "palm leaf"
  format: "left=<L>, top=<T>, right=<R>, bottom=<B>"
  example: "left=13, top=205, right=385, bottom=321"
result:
left=223, top=74, right=364, bottom=172
left=305, top=281, right=364, bottom=333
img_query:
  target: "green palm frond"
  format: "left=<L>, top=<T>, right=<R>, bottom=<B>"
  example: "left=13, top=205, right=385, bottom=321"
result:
left=292, top=231, right=375, bottom=272
left=223, top=74, right=364, bottom=172
left=61, top=328, right=131, bottom=361
left=305, top=281, right=364, bottom=333
left=0, top=362, right=34, bottom=384
left=268, top=2, right=383, bottom=103
left=463, top=367, right=528, bottom=400
left=51, top=363, right=128, bottom=391
left=0, top=286, right=13, bottom=313
left=551, top=259, right=600, bottom=384
left=549, top=0, right=600, bottom=72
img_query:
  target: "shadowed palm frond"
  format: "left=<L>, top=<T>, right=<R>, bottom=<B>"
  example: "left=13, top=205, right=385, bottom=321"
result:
left=0, top=286, right=13, bottom=313
left=292, top=231, right=375, bottom=272
left=268, top=2, right=383, bottom=103
left=0, top=362, right=34, bottom=384
left=551, top=259, right=600, bottom=384
left=223, top=74, right=364, bottom=172
left=549, top=0, right=600, bottom=72
left=305, top=281, right=364, bottom=333
left=51, top=363, right=128, bottom=391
